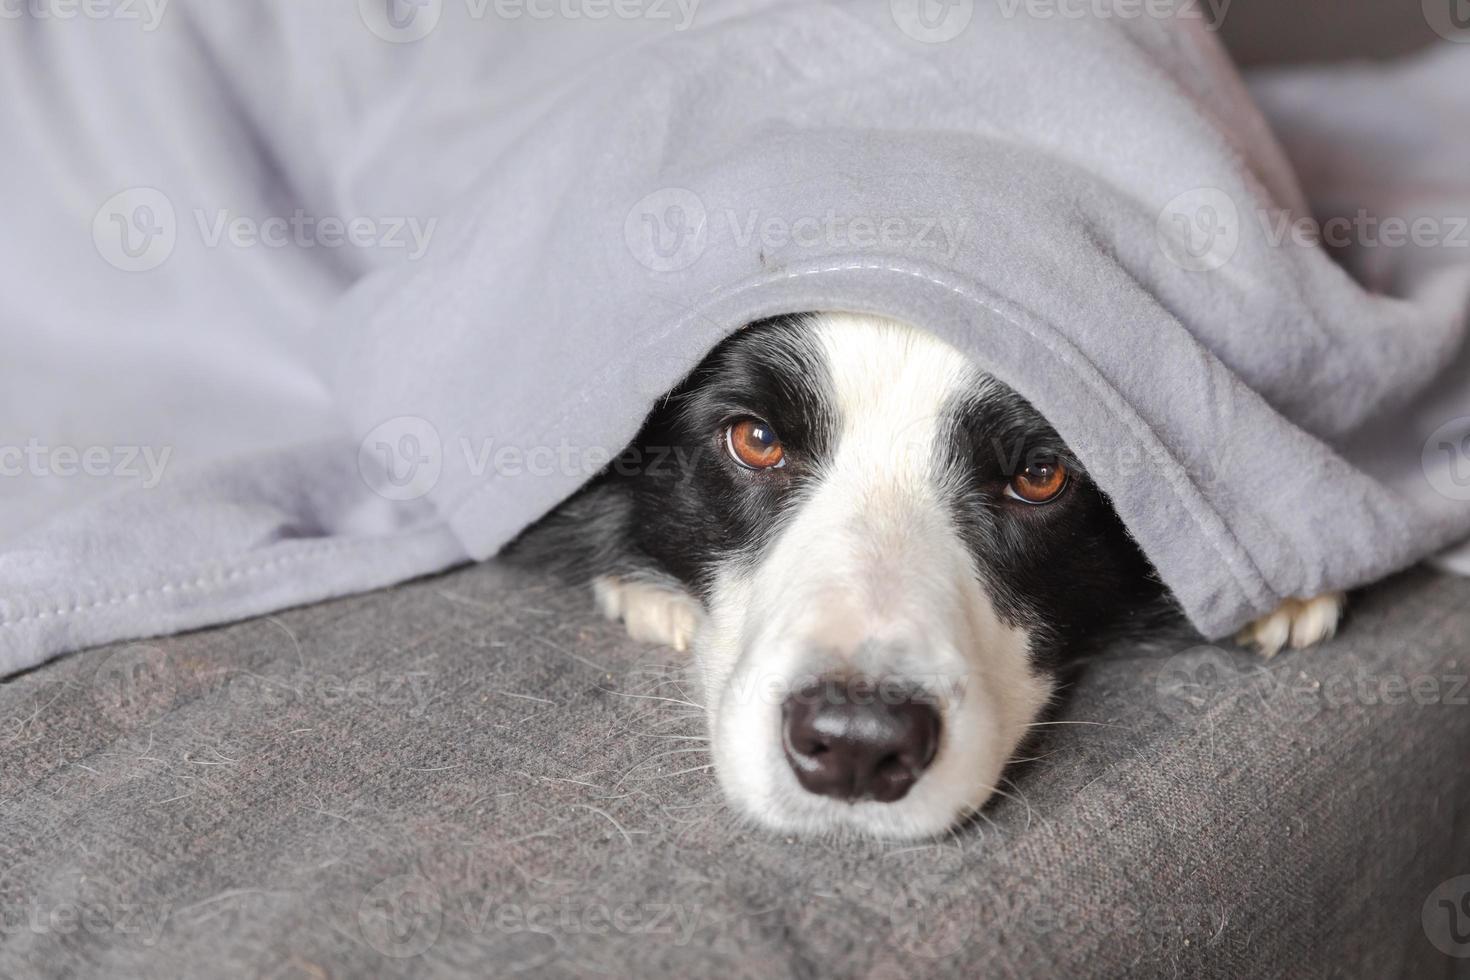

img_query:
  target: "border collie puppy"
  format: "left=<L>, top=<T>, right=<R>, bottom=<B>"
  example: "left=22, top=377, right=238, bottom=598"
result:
left=511, top=312, right=1345, bottom=840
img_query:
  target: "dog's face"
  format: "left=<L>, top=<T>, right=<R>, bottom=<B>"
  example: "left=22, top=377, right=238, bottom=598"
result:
left=595, top=313, right=1169, bottom=838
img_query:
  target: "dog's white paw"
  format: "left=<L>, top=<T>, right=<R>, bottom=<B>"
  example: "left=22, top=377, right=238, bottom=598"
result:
left=593, top=575, right=704, bottom=652
left=1237, top=592, right=1346, bottom=658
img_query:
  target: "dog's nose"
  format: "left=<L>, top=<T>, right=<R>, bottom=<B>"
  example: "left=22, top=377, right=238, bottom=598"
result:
left=781, top=679, right=941, bottom=803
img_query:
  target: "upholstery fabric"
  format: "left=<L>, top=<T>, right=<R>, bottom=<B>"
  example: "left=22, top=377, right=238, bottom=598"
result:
left=2, top=563, right=1467, bottom=977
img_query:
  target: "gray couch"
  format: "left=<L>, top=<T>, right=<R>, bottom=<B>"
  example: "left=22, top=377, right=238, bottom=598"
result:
left=5, top=5, right=1470, bottom=978
left=3, top=560, right=1470, bottom=978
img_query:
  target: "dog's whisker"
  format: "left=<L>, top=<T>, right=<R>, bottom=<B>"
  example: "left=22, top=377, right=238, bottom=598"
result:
left=628, top=713, right=706, bottom=733
left=962, top=801, right=1001, bottom=835
left=627, top=732, right=711, bottom=741
left=994, top=778, right=1034, bottom=832
left=630, top=746, right=710, bottom=763
left=1024, top=720, right=1123, bottom=729
left=641, top=763, right=716, bottom=780
left=610, top=746, right=712, bottom=790
left=596, top=687, right=704, bottom=709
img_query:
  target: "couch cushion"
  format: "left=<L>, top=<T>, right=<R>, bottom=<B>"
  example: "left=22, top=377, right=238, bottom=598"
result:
left=2, top=563, right=1468, bottom=978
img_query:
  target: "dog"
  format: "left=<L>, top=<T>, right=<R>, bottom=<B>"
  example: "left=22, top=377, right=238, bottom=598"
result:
left=510, top=311, right=1346, bottom=839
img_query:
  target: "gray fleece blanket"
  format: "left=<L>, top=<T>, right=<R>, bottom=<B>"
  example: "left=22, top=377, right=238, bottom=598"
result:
left=2, top=1, right=1468, bottom=677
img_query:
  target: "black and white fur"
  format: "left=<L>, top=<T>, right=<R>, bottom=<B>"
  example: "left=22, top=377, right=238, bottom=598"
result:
left=510, top=312, right=1344, bottom=840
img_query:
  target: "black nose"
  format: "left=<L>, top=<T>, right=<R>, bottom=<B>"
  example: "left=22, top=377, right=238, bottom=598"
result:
left=782, top=678, right=941, bottom=803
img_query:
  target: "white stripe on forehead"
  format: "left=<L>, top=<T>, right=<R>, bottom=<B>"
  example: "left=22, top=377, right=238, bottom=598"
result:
left=812, top=313, right=986, bottom=477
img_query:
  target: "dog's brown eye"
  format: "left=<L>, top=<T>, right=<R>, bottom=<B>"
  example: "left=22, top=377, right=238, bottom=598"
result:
left=1006, top=460, right=1068, bottom=505
left=726, top=419, right=785, bottom=470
